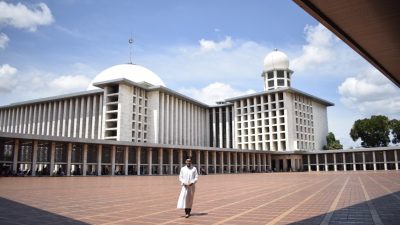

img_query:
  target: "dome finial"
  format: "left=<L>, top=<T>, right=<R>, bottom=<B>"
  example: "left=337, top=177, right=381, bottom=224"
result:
left=128, top=34, right=134, bottom=64
left=274, top=48, right=278, bottom=51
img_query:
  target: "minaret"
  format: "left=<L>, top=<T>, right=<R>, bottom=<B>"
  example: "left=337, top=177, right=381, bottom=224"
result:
left=261, top=49, right=293, bottom=91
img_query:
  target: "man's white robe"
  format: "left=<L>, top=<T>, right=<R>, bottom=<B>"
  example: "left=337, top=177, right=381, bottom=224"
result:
left=177, top=165, right=199, bottom=209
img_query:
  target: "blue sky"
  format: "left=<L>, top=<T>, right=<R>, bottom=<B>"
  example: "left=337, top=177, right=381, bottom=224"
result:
left=0, top=0, right=399, bottom=148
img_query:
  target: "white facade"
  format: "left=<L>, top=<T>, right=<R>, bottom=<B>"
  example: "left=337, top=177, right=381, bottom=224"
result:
left=0, top=51, right=333, bottom=152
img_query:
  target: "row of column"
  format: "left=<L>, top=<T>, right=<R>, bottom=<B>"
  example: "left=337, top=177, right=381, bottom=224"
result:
left=0, top=94, right=103, bottom=139
left=210, top=106, right=232, bottom=148
left=9, top=140, right=273, bottom=176
left=306, top=151, right=399, bottom=172
left=159, top=92, right=209, bottom=146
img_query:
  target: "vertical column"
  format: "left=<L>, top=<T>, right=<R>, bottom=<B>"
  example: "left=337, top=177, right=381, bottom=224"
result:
left=246, top=153, right=251, bottom=172
left=282, top=158, right=287, bottom=172
left=220, top=151, right=224, bottom=174
left=291, top=157, right=297, bottom=172
left=197, top=150, right=201, bottom=173
left=362, top=152, right=366, bottom=171
left=233, top=152, right=238, bottom=173
left=227, top=152, right=231, bottom=173
left=316, top=154, right=319, bottom=172
left=159, top=92, right=164, bottom=144
left=85, top=96, right=91, bottom=139
left=226, top=107, right=230, bottom=148
left=218, top=108, right=223, bottom=148
left=97, top=144, right=102, bottom=176
left=213, top=151, right=217, bottom=174
left=240, top=152, right=244, bottom=172
left=324, top=154, right=328, bottom=172
left=165, top=95, right=170, bottom=144
left=111, top=145, right=116, bottom=176
left=252, top=153, right=257, bottom=172
left=136, top=147, right=141, bottom=175
left=268, top=154, right=272, bottom=172
left=307, top=155, right=311, bottom=172
left=32, top=140, right=38, bottom=176
left=67, top=143, right=72, bottom=176
left=179, top=149, right=183, bottom=170
left=342, top=153, right=347, bottom=171
left=383, top=151, right=387, bottom=170
left=263, top=154, right=267, bottom=172
left=352, top=152, right=356, bottom=171
left=13, top=139, right=19, bottom=174
left=394, top=150, right=399, bottom=170
left=183, top=102, right=187, bottom=145
left=124, top=146, right=129, bottom=176
left=258, top=154, right=262, bottom=172
left=212, top=108, right=216, bottom=147
left=159, top=148, right=163, bottom=175
left=170, top=98, right=174, bottom=145
left=169, top=149, right=174, bottom=175
left=373, top=151, right=376, bottom=171
left=83, top=144, right=88, bottom=176
left=205, top=150, right=209, bottom=175
left=50, top=142, right=55, bottom=175
left=148, top=148, right=152, bottom=175
left=333, top=154, right=337, bottom=172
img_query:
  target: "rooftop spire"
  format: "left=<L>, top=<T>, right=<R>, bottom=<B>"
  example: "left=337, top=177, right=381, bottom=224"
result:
left=129, top=34, right=134, bottom=64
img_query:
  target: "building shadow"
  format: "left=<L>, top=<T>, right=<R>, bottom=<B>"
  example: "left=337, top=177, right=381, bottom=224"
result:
left=0, top=197, right=89, bottom=225
left=289, top=191, right=400, bottom=225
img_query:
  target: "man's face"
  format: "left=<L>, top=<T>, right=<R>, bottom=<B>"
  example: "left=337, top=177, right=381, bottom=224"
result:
left=186, top=159, right=192, bottom=167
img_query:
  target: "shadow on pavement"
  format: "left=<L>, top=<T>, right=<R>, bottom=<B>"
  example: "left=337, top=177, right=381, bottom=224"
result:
left=0, top=197, right=89, bottom=225
left=290, top=191, right=400, bottom=225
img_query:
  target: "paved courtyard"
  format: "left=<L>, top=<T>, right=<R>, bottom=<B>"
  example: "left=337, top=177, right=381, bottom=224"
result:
left=0, top=171, right=399, bottom=225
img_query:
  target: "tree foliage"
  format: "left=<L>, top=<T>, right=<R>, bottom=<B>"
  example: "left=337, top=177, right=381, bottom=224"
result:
left=323, top=132, right=343, bottom=150
left=390, top=119, right=400, bottom=144
left=350, top=115, right=391, bottom=147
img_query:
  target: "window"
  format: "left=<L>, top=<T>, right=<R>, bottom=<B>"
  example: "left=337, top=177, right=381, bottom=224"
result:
left=277, top=79, right=285, bottom=86
left=268, top=80, right=274, bottom=87
left=267, top=72, right=274, bottom=79
left=277, top=70, right=284, bottom=78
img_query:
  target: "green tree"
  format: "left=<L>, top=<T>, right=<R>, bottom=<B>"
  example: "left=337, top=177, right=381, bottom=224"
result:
left=350, top=115, right=390, bottom=147
left=323, top=132, right=343, bottom=150
left=390, top=119, right=400, bottom=144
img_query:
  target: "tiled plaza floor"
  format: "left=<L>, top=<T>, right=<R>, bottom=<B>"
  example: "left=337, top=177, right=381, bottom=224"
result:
left=0, top=171, right=399, bottom=225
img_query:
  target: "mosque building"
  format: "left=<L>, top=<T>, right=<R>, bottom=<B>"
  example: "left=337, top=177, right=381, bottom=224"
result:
left=0, top=50, right=398, bottom=176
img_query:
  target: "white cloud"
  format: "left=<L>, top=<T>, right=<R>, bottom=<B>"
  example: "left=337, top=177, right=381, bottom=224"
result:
left=199, top=36, right=233, bottom=52
left=0, top=64, right=18, bottom=92
left=48, top=75, right=92, bottom=93
left=338, top=67, right=400, bottom=116
left=291, top=24, right=337, bottom=72
left=139, top=37, right=269, bottom=91
left=178, top=82, right=256, bottom=105
left=0, top=32, right=9, bottom=49
left=0, top=2, right=54, bottom=32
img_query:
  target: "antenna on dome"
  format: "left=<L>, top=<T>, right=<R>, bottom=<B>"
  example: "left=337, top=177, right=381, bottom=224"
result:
left=129, top=34, right=134, bottom=64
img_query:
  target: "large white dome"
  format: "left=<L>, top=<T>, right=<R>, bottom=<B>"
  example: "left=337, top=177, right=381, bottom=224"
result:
left=88, top=64, right=165, bottom=90
left=263, top=49, right=290, bottom=71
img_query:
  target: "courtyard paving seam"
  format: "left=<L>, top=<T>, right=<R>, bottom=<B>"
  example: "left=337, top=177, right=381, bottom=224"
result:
left=210, top=177, right=335, bottom=225
left=156, top=178, right=328, bottom=225
left=264, top=177, right=348, bottom=225
left=358, top=176, right=384, bottom=225
left=319, top=176, right=349, bottom=225
left=366, top=175, right=400, bottom=202
left=102, top=178, right=298, bottom=224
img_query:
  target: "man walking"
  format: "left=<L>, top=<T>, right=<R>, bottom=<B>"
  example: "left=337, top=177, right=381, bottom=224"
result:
left=177, top=157, right=199, bottom=218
